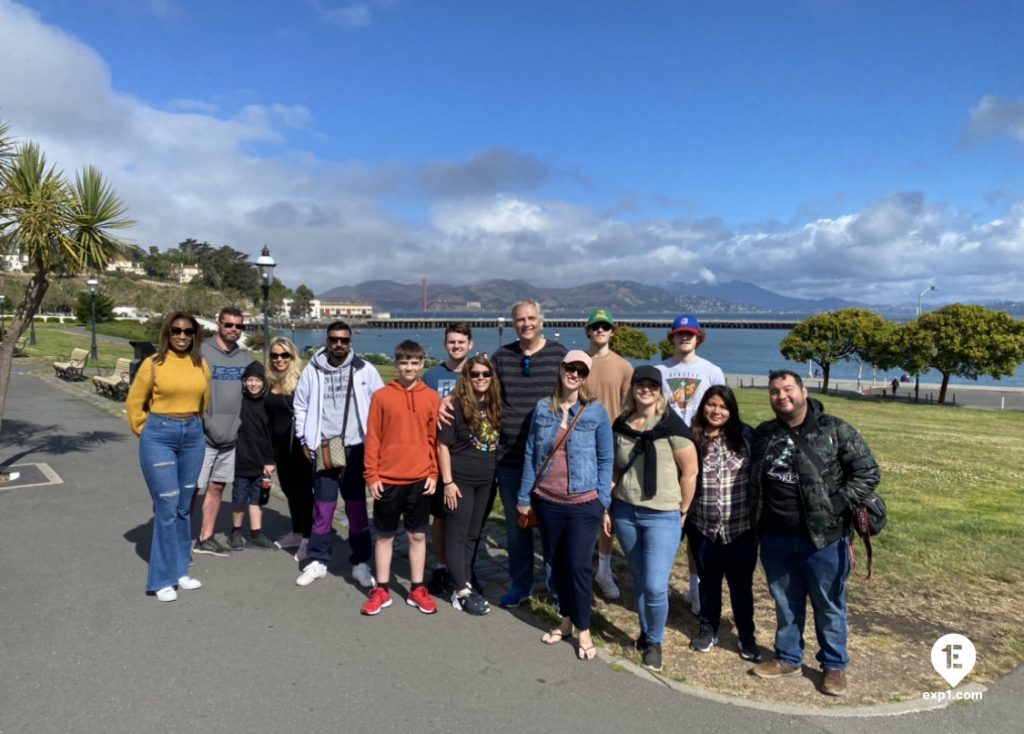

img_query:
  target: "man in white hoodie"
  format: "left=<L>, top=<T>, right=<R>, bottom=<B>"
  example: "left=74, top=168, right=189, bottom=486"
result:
left=293, top=321, right=384, bottom=588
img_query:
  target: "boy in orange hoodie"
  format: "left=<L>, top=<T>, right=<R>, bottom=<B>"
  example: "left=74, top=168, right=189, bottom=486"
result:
left=362, top=340, right=441, bottom=615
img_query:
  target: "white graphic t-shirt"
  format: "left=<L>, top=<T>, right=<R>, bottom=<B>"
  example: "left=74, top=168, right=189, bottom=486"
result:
left=656, top=355, right=726, bottom=426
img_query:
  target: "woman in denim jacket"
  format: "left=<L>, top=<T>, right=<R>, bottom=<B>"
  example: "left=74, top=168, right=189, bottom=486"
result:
left=517, top=350, right=613, bottom=661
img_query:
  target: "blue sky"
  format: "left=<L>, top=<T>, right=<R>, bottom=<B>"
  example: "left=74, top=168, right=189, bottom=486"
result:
left=2, top=0, right=1022, bottom=304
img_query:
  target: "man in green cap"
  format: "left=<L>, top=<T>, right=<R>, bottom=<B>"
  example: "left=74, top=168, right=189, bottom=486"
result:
left=584, top=307, right=633, bottom=599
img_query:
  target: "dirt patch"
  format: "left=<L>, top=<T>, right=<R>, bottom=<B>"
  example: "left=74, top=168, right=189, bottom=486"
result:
left=585, top=557, right=1021, bottom=708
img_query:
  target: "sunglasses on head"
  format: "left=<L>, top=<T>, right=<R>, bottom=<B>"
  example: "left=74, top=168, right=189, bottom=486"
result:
left=270, top=352, right=292, bottom=360
left=561, top=362, right=590, bottom=378
left=170, top=327, right=196, bottom=337
left=328, top=336, right=351, bottom=345
left=520, top=355, right=531, bottom=376
left=220, top=321, right=243, bottom=330
left=470, top=370, right=492, bottom=378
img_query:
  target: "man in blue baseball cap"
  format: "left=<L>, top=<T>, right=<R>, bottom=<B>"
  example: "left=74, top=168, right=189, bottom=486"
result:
left=656, top=313, right=725, bottom=614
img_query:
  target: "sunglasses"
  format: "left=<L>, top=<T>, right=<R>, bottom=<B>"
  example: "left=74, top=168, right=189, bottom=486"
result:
left=590, top=323, right=613, bottom=332
left=561, top=362, right=590, bottom=378
left=270, top=352, right=292, bottom=360
left=470, top=370, right=492, bottom=379
left=520, top=355, right=531, bottom=376
left=170, top=327, right=196, bottom=337
left=327, top=336, right=352, bottom=345
left=220, top=322, right=243, bottom=330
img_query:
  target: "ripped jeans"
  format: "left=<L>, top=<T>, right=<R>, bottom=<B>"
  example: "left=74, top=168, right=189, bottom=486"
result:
left=139, top=414, right=205, bottom=591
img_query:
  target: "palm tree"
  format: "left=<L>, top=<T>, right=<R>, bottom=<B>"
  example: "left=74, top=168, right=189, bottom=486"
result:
left=0, top=127, right=135, bottom=452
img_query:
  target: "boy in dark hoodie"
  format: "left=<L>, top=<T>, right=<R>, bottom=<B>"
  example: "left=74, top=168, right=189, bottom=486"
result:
left=229, top=361, right=277, bottom=550
left=361, top=340, right=441, bottom=615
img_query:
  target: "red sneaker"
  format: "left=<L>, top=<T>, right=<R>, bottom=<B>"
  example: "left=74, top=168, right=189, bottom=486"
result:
left=406, top=586, right=438, bottom=614
left=360, top=587, right=392, bottom=616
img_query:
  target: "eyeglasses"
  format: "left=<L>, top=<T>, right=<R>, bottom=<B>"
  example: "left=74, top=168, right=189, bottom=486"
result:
left=220, top=322, right=243, bottom=330
left=520, top=355, right=531, bottom=376
left=327, top=336, right=352, bottom=345
left=590, top=323, right=613, bottom=332
left=270, top=352, right=292, bottom=360
left=170, top=327, right=196, bottom=337
left=561, top=362, right=590, bottom=378
left=470, top=370, right=492, bottom=378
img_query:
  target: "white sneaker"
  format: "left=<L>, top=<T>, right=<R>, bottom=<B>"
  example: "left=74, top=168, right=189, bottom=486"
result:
left=293, top=538, right=309, bottom=562
left=352, top=562, right=376, bottom=588
left=156, top=586, right=177, bottom=602
left=296, top=560, right=327, bottom=586
left=275, top=532, right=302, bottom=550
left=177, top=576, right=202, bottom=590
left=595, top=569, right=621, bottom=600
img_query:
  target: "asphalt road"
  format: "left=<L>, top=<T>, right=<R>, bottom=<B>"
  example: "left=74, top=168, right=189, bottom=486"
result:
left=0, top=367, right=1019, bottom=734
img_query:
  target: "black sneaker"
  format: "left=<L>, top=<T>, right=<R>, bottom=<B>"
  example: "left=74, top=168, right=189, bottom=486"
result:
left=247, top=534, right=276, bottom=550
left=451, top=590, right=490, bottom=616
left=227, top=529, right=245, bottom=551
left=642, top=642, right=663, bottom=672
left=633, top=630, right=649, bottom=653
left=738, top=637, right=763, bottom=662
left=194, top=536, right=230, bottom=556
left=427, top=567, right=455, bottom=597
left=689, top=628, right=719, bottom=653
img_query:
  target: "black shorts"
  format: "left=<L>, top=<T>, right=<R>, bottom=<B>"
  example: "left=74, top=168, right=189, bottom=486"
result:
left=373, top=480, right=432, bottom=535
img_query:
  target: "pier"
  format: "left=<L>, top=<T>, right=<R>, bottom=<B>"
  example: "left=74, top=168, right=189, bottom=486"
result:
left=276, top=317, right=799, bottom=331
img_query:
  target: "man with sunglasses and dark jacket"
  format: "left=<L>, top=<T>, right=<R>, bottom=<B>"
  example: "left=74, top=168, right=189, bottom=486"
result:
left=750, top=369, right=879, bottom=698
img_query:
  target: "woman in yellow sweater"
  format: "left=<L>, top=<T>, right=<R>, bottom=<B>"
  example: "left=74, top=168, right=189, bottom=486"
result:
left=126, top=312, right=211, bottom=602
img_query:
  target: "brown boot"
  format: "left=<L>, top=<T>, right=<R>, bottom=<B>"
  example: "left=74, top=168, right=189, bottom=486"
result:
left=821, top=668, right=848, bottom=696
left=753, top=658, right=801, bottom=679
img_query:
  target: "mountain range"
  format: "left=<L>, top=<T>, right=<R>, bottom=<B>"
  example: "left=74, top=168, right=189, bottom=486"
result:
left=317, top=279, right=865, bottom=314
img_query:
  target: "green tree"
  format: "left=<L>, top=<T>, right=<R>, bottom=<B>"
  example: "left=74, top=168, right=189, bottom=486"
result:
left=658, top=337, right=674, bottom=361
left=0, top=128, right=134, bottom=429
left=291, top=284, right=315, bottom=319
left=779, top=308, right=892, bottom=393
left=74, top=288, right=115, bottom=324
left=912, top=304, right=1024, bottom=404
left=610, top=324, right=657, bottom=359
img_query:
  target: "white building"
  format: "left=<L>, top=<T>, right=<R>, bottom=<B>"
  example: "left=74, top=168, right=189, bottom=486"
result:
left=105, top=259, right=146, bottom=276
left=175, top=264, right=202, bottom=284
left=317, top=301, right=373, bottom=318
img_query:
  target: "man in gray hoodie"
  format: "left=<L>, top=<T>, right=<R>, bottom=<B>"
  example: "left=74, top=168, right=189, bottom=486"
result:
left=293, top=321, right=384, bottom=588
left=193, top=308, right=249, bottom=557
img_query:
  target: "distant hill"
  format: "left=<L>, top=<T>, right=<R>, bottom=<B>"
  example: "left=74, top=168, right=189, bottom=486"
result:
left=670, top=279, right=865, bottom=312
left=318, top=279, right=753, bottom=314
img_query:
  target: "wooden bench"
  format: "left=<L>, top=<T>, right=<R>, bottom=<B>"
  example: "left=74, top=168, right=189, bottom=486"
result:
left=53, top=348, right=90, bottom=381
left=92, top=357, right=132, bottom=400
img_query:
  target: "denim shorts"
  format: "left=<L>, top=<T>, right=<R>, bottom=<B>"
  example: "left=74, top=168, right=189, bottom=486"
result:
left=232, top=475, right=262, bottom=508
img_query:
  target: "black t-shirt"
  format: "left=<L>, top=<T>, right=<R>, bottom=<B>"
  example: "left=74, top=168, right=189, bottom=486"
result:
left=438, top=399, right=498, bottom=484
left=759, top=437, right=807, bottom=537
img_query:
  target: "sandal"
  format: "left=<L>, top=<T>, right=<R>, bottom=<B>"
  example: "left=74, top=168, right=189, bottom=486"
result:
left=577, top=644, right=597, bottom=661
left=542, top=627, right=572, bottom=645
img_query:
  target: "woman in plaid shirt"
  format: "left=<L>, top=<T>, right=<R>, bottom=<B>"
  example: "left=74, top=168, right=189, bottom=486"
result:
left=686, top=385, right=762, bottom=662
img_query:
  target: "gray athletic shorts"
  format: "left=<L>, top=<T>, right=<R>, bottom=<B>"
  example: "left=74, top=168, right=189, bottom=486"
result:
left=197, top=445, right=235, bottom=489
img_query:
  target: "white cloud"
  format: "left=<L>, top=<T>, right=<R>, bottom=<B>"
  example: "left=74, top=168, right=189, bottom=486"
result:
left=311, top=0, right=395, bottom=29
left=962, top=95, right=1024, bottom=145
left=1, top=0, right=1021, bottom=305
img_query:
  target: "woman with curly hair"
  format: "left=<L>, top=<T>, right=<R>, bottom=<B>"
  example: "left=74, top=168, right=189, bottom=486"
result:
left=263, top=336, right=314, bottom=560
left=437, top=355, right=501, bottom=615
left=126, top=312, right=210, bottom=601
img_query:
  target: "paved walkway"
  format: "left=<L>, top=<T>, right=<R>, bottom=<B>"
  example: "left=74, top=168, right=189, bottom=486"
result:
left=0, top=367, right=1020, bottom=734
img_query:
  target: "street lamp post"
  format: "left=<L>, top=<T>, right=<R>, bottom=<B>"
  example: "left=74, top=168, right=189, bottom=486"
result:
left=497, top=316, right=505, bottom=352
left=0, top=294, right=6, bottom=344
left=87, top=276, right=99, bottom=361
left=255, top=246, right=277, bottom=365
left=914, top=284, right=937, bottom=402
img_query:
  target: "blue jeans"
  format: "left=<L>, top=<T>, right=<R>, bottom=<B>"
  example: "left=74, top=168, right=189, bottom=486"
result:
left=760, top=534, right=852, bottom=670
left=496, top=464, right=552, bottom=596
left=139, top=415, right=205, bottom=592
left=535, top=497, right=603, bottom=630
left=612, top=501, right=681, bottom=644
